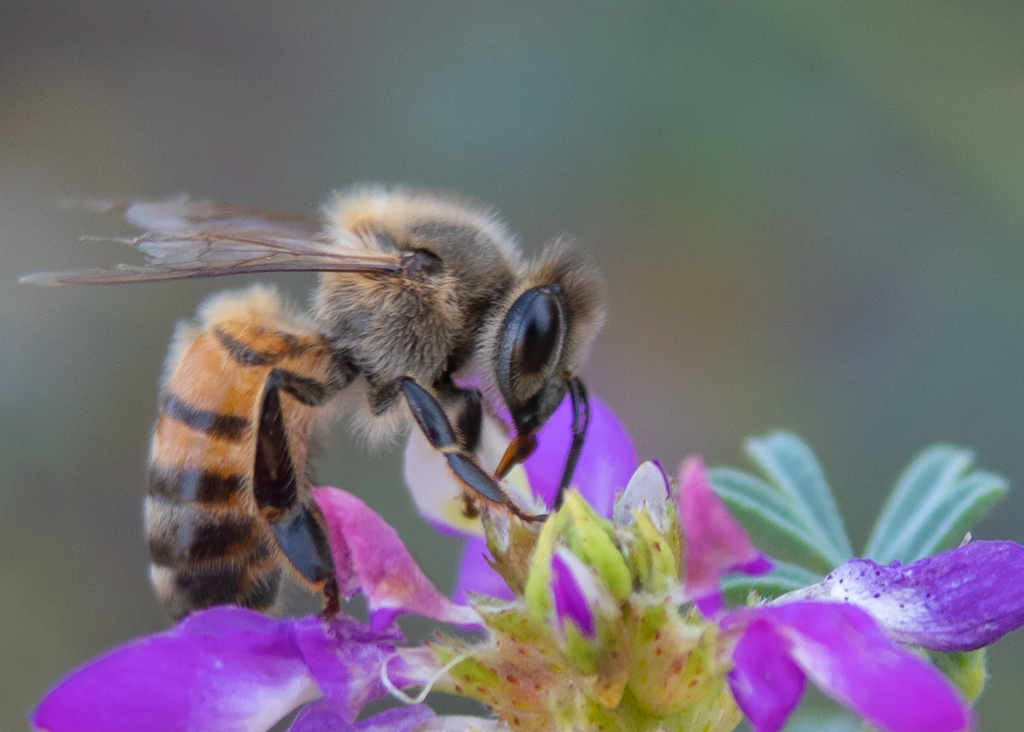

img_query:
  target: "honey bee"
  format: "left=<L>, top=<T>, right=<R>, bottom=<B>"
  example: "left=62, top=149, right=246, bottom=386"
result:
left=23, top=187, right=605, bottom=619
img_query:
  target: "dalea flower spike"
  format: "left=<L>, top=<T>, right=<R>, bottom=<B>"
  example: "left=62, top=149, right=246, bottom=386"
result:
left=30, top=397, right=1024, bottom=732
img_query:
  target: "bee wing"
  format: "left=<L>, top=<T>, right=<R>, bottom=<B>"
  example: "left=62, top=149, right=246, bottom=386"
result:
left=21, top=196, right=404, bottom=286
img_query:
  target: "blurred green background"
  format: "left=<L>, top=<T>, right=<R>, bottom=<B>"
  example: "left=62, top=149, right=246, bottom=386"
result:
left=4, top=1, right=1024, bottom=729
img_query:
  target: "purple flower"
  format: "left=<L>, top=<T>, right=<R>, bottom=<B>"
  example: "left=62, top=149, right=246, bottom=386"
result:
left=32, top=607, right=410, bottom=732
left=31, top=487, right=478, bottom=732
left=785, top=540, right=1024, bottom=653
left=680, top=457, right=974, bottom=732
left=720, top=603, right=971, bottom=732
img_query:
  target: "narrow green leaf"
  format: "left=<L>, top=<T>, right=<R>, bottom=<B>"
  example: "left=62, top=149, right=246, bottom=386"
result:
left=710, top=467, right=838, bottom=574
left=720, top=560, right=822, bottom=603
left=898, top=471, right=1007, bottom=561
left=746, top=432, right=853, bottom=564
left=864, top=446, right=974, bottom=563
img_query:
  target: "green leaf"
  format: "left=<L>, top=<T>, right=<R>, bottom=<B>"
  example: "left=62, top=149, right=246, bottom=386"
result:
left=745, top=432, right=853, bottom=565
left=864, top=446, right=1007, bottom=563
left=710, top=467, right=838, bottom=574
left=721, top=560, right=822, bottom=603
left=900, top=471, right=1007, bottom=560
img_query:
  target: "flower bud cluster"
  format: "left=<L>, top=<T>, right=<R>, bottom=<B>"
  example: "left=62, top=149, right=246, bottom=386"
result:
left=431, top=482, right=743, bottom=732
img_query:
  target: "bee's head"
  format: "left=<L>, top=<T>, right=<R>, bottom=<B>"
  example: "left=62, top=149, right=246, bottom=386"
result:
left=490, top=239, right=605, bottom=467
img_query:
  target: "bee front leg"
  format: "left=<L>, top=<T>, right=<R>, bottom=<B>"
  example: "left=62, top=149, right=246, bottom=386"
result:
left=554, top=376, right=589, bottom=509
left=395, top=376, right=547, bottom=523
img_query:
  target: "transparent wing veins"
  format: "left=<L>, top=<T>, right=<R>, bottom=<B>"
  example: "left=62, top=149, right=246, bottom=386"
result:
left=21, top=196, right=404, bottom=285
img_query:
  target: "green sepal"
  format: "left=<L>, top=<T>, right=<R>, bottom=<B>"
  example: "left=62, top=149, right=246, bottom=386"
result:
left=928, top=648, right=987, bottom=703
left=429, top=638, right=505, bottom=704
left=473, top=594, right=551, bottom=643
left=560, top=491, right=633, bottom=602
left=625, top=507, right=678, bottom=594
left=482, top=509, right=545, bottom=596
left=524, top=507, right=567, bottom=623
left=626, top=602, right=722, bottom=715
left=562, top=606, right=631, bottom=706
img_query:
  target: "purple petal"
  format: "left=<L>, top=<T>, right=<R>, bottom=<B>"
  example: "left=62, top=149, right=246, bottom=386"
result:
left=727, top=618, right=806, bottom=732
left=291, top=614, right=403, bottom=715
left=523, top=393, right=637, bottom=517
left=724, top=603, right=973, bottom=732
left=678, top=456, right=771, bottom=610
left=290, top=699, right=513, bottom=732
left=551, top=549, right=596, bottom=637
left=290, top=701, right=437, bottom=732
left=452, top=537, right=515, bottom=603
left=33, top=607, right=321, bottom=732
left=313, top=487, right=480, bottom=630
left=814, top=540, right=1024, bottom=652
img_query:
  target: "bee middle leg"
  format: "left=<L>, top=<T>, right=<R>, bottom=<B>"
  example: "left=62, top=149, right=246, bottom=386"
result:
left=394, top=376, right=547, bottom=523
left=254, top=367, right=346, bottom=615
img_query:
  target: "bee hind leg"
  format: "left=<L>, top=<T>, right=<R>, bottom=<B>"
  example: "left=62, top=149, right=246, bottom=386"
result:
left=395, top=376, right=547, bottom=523
left=254, top=369, right=341, bottom=615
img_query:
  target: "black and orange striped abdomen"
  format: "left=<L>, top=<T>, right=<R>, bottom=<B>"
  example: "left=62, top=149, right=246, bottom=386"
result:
left=144, top=286, right=341, bottom=619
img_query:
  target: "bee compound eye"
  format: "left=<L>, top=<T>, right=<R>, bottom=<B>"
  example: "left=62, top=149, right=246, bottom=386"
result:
left=507, top=287, right=565, bottom=378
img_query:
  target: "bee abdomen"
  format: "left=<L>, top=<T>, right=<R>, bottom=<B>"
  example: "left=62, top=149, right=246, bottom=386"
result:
left=145, top=470, right=280, bottom=618
left=145, top=494, right=264, bottom=562
left=148, top=464, right=247, bottom=505
left=161, top=394, right=251, bottom=442
left=149, top=562, right=282, bottom=621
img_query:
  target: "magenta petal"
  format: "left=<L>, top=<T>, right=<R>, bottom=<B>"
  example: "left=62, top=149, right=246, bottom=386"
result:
left=730, top=603, right=973, bottom=732
left=727, top=618, right=806, bottom=732
left=821, top=541, right=1024, bottom=652
left=679, top=456, right=771, bottom=607
left=313, top=487, right=480, bottom=630
left=453, top=537, right=515, bottom=603
left=32, top=607, right=320, bottom=732
left=523, top=393, right=637, bottom=517
left=292, top=614, right=403, bottom=715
